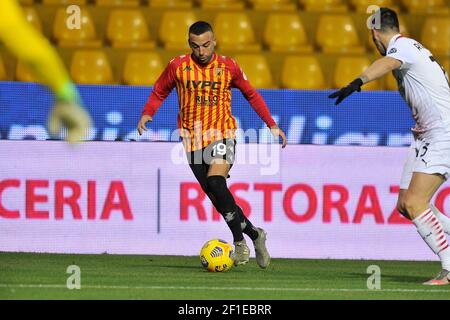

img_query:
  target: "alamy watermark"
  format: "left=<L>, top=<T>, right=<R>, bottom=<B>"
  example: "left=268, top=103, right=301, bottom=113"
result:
left=166, top=125, right=284, bottom=176
left=66, top=265, right=81, bottom=290
left=366, top=265, right=381, bottom=290
left=366, top=5, right=381, bottom=30
left=66, top=5, right=81, bottom=30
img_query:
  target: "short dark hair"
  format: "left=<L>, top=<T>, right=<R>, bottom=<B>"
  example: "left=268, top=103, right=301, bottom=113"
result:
left=372, top=7, right=400, bottom=33
left=189, top=21, right=213, bottom=35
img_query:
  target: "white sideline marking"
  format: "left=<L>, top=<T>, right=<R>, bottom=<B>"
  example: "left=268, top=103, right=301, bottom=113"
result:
left=0, top=284, right=449, bottom=293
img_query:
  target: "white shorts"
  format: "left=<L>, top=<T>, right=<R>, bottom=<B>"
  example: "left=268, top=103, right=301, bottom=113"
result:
left=400, top=137, right=450, bottom=190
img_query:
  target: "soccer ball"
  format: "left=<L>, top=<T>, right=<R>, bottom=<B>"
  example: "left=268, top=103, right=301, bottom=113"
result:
left=199, top=239, right=235, bottom=272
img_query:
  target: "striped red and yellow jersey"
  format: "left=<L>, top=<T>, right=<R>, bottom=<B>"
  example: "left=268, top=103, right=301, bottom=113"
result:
left=142, top=53, right=276, bottom=152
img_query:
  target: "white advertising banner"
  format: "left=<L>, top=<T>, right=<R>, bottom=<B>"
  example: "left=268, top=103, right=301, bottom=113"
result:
left=1, top=141, right=449, bottom=261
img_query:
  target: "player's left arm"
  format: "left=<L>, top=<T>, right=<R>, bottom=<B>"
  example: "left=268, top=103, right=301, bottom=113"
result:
left=329, top=57, right=401, bottom=105
left=231, top=60, right=287, bottom=148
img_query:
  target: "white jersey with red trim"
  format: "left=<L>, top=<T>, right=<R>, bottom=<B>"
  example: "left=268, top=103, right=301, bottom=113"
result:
left=386, top=34, right=450, bottom=138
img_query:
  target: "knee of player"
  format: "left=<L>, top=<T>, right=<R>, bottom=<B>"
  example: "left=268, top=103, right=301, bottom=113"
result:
left=206, top=175, right=227, bottom=192
left=198, top=182, right=209, bottom=194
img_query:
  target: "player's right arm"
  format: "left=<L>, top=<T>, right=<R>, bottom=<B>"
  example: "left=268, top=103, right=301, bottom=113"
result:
left=329, top=57, right=402, bottom=105
left=329, top=37, right=415, bottom=105
left=138, top=58, right=178, bottom=135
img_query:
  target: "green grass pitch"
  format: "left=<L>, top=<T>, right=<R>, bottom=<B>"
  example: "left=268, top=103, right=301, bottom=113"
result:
left=1, top=252, right=449, bottom=300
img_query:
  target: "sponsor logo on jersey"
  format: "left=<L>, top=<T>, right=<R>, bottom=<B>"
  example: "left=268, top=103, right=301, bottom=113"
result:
left=195, top=95, right=219, bottom=106
left=186, top=80, right=221, bottom=90
left=388, top=48, right=397, bottom=54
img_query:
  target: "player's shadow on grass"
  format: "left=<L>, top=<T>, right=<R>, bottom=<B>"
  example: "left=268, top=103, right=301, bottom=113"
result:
left=141, top=263, right=249, bottom=273
left=347, top=272, right=425, bottom=284
left=142, top=264, right=201, bottom=270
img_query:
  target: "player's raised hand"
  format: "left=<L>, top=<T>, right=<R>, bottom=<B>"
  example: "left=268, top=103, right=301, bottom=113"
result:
left=270, top=125, right=287, bottom=148
left=328, top=78, right=364, bottom=105
left=48, top=101, right=92, bottom=143
left=137, top=114, right=153, bottom=135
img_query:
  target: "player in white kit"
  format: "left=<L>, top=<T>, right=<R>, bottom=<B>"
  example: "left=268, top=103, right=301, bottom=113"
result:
left=329, top=8, right=450, bottom=285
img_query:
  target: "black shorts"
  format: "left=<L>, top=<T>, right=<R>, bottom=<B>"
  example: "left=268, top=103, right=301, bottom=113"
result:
left=186, top=139, right=236, bottom=186
left=186, top=139, right=236, bottom=166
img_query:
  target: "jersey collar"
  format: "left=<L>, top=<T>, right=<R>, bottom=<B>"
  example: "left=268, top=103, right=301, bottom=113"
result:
left=190, top=53, right=217, bottom=69
left=388, top=33, right=403, bottom=48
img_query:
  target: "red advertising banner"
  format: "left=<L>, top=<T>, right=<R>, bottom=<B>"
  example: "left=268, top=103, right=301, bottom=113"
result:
left=1, top=141, right=449, bottom=261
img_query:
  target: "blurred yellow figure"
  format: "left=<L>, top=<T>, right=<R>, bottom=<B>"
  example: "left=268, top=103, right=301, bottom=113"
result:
left=0, top=0, right=92, bottom=142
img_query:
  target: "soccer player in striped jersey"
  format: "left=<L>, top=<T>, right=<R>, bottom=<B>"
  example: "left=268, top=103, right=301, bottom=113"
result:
left=137, top=21, right=287, bottom=267
left=0, top=0, right=91, bottom=142
left=329, top=8, right=450, bottom=285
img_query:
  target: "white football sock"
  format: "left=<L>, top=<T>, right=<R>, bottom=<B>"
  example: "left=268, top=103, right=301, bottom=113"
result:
left=430, top=204, right=450, bottom=235
left=413, top=208, right=450, bottom=271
